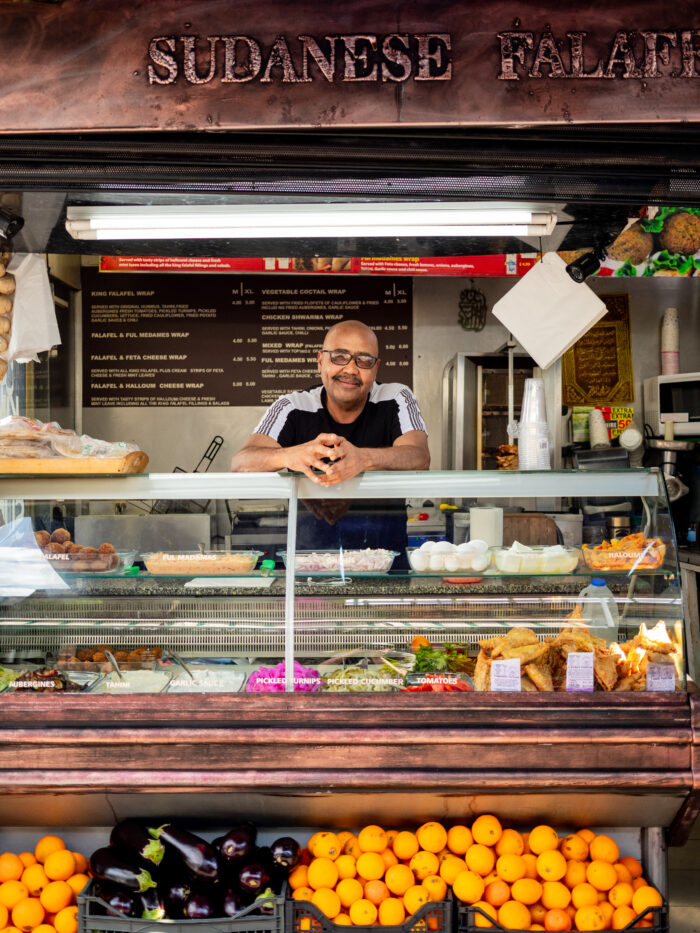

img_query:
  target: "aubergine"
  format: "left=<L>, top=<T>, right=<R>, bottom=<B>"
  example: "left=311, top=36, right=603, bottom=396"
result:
left=163, top=879, right=192, bottom=918
left=222, top=887, right=247, bottom=918
left=255, top=887, right=278, bottom=916
left=220, top=822, right=257, bottom=863
left=148, top=824, right=219, bottom=882
left=270, top=836, right=302, bottom=870
left=183, top=892, right=219, bottom=919
left=238, top=857, right=270, bottom=894
left=90, top=846, right=157, bottom=893
left=139, top=886, right=166, bottom=921
left=111, top=819, right=165, bottom=867
left=95, top=884, right=137, bottom=918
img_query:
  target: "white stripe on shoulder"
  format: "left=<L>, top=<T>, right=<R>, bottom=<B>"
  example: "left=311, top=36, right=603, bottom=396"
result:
left=370, top=382, right=427, bottom=435
left=252, top=387, right=324, bottom=441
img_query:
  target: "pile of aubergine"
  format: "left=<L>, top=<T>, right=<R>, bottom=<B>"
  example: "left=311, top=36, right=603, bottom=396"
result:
left=88, top=819, right=302, bottom=921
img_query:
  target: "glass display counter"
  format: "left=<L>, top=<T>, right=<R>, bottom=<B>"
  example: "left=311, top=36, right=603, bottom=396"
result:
left=0, top=469, right=687, bottom=697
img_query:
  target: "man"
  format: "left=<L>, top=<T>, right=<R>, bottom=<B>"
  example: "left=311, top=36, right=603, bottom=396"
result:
left=230, top=319, right=429, bottom=483
left=231, top=319, right=429, bottom=558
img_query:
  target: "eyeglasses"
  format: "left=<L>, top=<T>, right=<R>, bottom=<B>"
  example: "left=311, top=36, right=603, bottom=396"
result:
left=321, top=349, right=378, bottom=369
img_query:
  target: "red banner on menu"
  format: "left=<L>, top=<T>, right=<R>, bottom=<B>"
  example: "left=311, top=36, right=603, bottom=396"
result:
left=99, top=255, right=539, bottom=276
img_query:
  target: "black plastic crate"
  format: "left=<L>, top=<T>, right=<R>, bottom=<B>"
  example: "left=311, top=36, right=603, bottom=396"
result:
left=286, top=891, right=452, bottom=933
left=457, top=900, right=668, bottom=933
left=78, top=880, right=284, bottom=933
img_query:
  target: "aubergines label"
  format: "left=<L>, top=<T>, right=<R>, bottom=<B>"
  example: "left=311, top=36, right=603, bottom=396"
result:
left=146, top=29, right=700, bottom=86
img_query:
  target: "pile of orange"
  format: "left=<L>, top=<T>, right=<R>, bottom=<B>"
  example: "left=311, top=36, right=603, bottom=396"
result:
left=291, top=819, right=664, bottom=931
left=0, top=835, right=87, bottom=933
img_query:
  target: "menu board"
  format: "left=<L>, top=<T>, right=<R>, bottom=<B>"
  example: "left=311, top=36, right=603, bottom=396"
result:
left=82, top=270, right=413, bottom=407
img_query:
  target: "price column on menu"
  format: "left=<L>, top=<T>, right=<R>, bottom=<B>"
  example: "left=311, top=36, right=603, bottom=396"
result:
left=229, top=279, right=262, bottom=404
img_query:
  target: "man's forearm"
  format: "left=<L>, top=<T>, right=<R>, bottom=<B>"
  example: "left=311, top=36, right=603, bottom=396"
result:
left=230, top=445, right=287, bottom=472
left=360, top=444, right=430, bottom=471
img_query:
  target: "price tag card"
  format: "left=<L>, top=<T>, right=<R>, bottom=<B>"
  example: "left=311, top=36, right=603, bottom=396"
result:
left=491, top=658, right=521, bottom=692
left=566, top=652, right=594, bottom=692
left=646, top=662, right=676, bottom=692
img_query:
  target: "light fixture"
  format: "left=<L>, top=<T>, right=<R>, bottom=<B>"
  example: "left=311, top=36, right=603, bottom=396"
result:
left=0, top=207, right=24, bottom=240
left=65, top=204, right=557, bottom=240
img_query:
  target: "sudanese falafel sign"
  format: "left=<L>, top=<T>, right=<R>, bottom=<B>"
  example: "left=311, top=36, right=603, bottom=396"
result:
left=82, top=270, right=412, bottom=408
left=0, top=0, right=699, bottom=130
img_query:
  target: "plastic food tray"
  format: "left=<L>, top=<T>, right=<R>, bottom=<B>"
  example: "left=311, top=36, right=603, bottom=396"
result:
left=78, top=880, right=284, bottom=933
left=165, top=667, right=247, bottom=693
left=457, top=901, right=668, bottom=933
left=43, top=549, right=137, bottom=574
left=58, top=646, right=162, bottom=673
left=287, top=891, right=451, bottom=933
left=5, top=670, right=98, bottom=692
left=491, top=546, right=581, bottom=574
left=406, top=547, right=491, bottom=574
left=87, top=670, right=173, bottom=694
left=280, top=549, right=398, bottom=575
left=582, top=542, right=666, bottom=571
left=143, top=551, right=263, bottom=575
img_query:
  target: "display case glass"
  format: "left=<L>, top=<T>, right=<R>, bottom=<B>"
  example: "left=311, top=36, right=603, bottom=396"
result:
left=0, top=469, right=685, bottom=696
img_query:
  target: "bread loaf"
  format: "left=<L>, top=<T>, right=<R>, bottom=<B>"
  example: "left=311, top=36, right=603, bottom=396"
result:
left=0, top=315, right=10, bottom=334
left=0, top=274, right=15, bottom=295
left=0, top=296, right=12, bottom=315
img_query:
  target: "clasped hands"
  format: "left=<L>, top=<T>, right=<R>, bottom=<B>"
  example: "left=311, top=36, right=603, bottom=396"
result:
left=284, top=432, right=367, bottom=485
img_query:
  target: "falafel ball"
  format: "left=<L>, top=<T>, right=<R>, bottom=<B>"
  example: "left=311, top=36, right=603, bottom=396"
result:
left=606, top=223, right=654, bottom=264
left=659, top=211, right=700, bottom=256
left=34, top=530, right=51, bottom=548
left=50, top=528, right=71, bottom=544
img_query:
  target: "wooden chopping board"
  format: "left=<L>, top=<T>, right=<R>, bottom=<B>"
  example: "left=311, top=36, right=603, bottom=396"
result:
left=0, top=450, right=149, bottom=474
left=503, top=512, right=559, bottom=547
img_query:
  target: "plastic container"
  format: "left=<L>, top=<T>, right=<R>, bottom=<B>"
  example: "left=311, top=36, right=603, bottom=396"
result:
left=578, top=578, right=620, bottom=643
left=280, top=549, right=397, bottom=575
left=457, top=901, right=668, bottom=933
left=143, top=551, right=263, bottom=575
left=43, top=549, right=137, bottom=574
left=491, top=545, right=580, bottom=574
left=407, top=546, right=491, bottom=574
left=58, top=645, right=162, bottom=672
left=286, top=890, right=451, bottom=933
left=78, top=879, right=284, bottom=933
left=582, top=540, right=666, bottom=571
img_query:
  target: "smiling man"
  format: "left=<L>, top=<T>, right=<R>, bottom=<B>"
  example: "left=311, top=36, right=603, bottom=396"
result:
left=230, top=320, right=429, bottom=484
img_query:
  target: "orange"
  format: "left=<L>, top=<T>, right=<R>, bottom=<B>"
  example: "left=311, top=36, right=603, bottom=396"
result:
left=0, top=856, right=25, bottom=884
left=452, top=870, right=486, bottom=905
left=42, top=854, right=75, bottom=885
left=586, top=860, right=617, bottom=892
left=416, top=822, right=447, bottom=854
left=522, top=854, right=539, bottom=880
left=311, top=887, right=341, bottom=919
left=288, top=864, right=309, bottom=890
left=402, top=885, right=429, bottom=915
left=385, top=830, right=399, bottom=847
left=497, top=855, right=526, bottom=884
left=613, top=863, right=633, bottom=884
left=573, top=905, right=605, bottom=931
left=410, top=851, right=439, bottom=881
left=465, top=845, right=496, bottom=877
left=422, top=875, right=447, bottom=902
left=336, top=877, right=364, bottom=909
left=543, top=907, right=572, bottom=931
left=471, top=815, right=502, bottom=848
left=38, top=884, right=72, bottom=916
left=364, top=880, right=390, bottom=906
left=379, top=897, right=406, bottom=925
left=588, top=835, right=619, bottom=865
left=598, top=901, right=614, bottom=927
left=343, top=834, right=361, bottom=858
left=356, top=852, right=385, bottom=883
left=521, top=833, right=531, bottom=854
left=292, top=886, right=314, bottom=902
left=381, top=849, right=399, bottom=871
left=306, top=832, right=323, bottom=856
left=12, top=897, right=45, bottom=932
left=357, top=825, right=388, bottom=854
left=559, top=836, right=588, bottom=862
left=4, top=927, right=24, bottom=933
left=541, top=882, right=571, bottom=911
left=335, top=855, right=357, bottom=880
left=0, top=903, right=8, bottom=928
left=53, top=907, right=77, bottom=933
left=385, top=864, right=414, bottom=897
left=530, top=903, right=547, bottom=924
left=439, top=856, right=467, bottom=886
left=575, top=829, right=595, bottom=844
left=65, top=875, right=89, bottom=900
left=608, top=882, right=634, bottom=909
left=32, top=925, right=56, bottom=933
left=33, top=840, right=65, bottom=868
left=484, top=880, right=511, bottom=908
left=511, top=878, right=543, bottom=906
left=571, top=883, right=598, bottom=910
left=531, top=926, right=545, bottom=931
left=446, top=826, right=473, bottom=856
left=0, top=882, right=30, bottom=911
left=20, top=868, right=49, bottom=899
left=529, top=826, right=560, bottom=856
left=618, top=856, right=643, bottom=880
left=334, top=914, right=352, bottom=926
left=17, top=856, right=36, bottom=871
left=496, top=830, right=524, bottom=857
left=349, top=898, right=377, bottom=926
left=311, top=833, right=342, bottom=861
left=336, top=831, right=355, bottom=850
left=632, top=877, right=649, bottom=891
left=537, top=851, right=567, bottom=883
left=497, top=900, right=531, bottom=930
left=69, top=854, right=85, bottom=878
left=612, top=905, right=637, bottom=929
left=307, top=858, right=339, bottom=891
left=393, top=832, right=419, bottom=861
left=564, top=861, right=587, bottom=890
left=473, top=900, right=497, bottom=928
left=631, top=886, right=663, bottom=917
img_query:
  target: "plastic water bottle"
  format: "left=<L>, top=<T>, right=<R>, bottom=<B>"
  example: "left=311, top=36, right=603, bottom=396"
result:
left=578, top=578, right=620, bottom=643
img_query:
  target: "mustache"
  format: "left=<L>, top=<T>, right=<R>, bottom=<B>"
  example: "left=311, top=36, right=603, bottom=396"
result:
left=333, top=374, right=361, bottom=385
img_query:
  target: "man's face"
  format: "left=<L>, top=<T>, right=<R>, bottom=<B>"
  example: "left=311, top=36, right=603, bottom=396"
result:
left=318, top=326, right=379, bottom=411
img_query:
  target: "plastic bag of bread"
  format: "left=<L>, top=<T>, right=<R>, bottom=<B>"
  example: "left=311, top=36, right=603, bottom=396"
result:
left=0, top=415, right=140, bottom=459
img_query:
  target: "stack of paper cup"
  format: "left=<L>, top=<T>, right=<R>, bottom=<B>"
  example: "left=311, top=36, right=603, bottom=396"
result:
left=589, top=408, right=611, bottom=449
left=661, top=307, right=680, bottom=375
left=517, top=378, right=551, bottom=470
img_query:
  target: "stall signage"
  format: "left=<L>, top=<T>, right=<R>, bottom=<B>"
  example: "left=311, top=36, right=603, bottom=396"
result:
left=565, top=652, right=594, bottom=692
left=82, top=270, right=412, bottom=407
left=490, top=659, right=521, bottom=692
left=0, top=1, right=698, bottom=130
